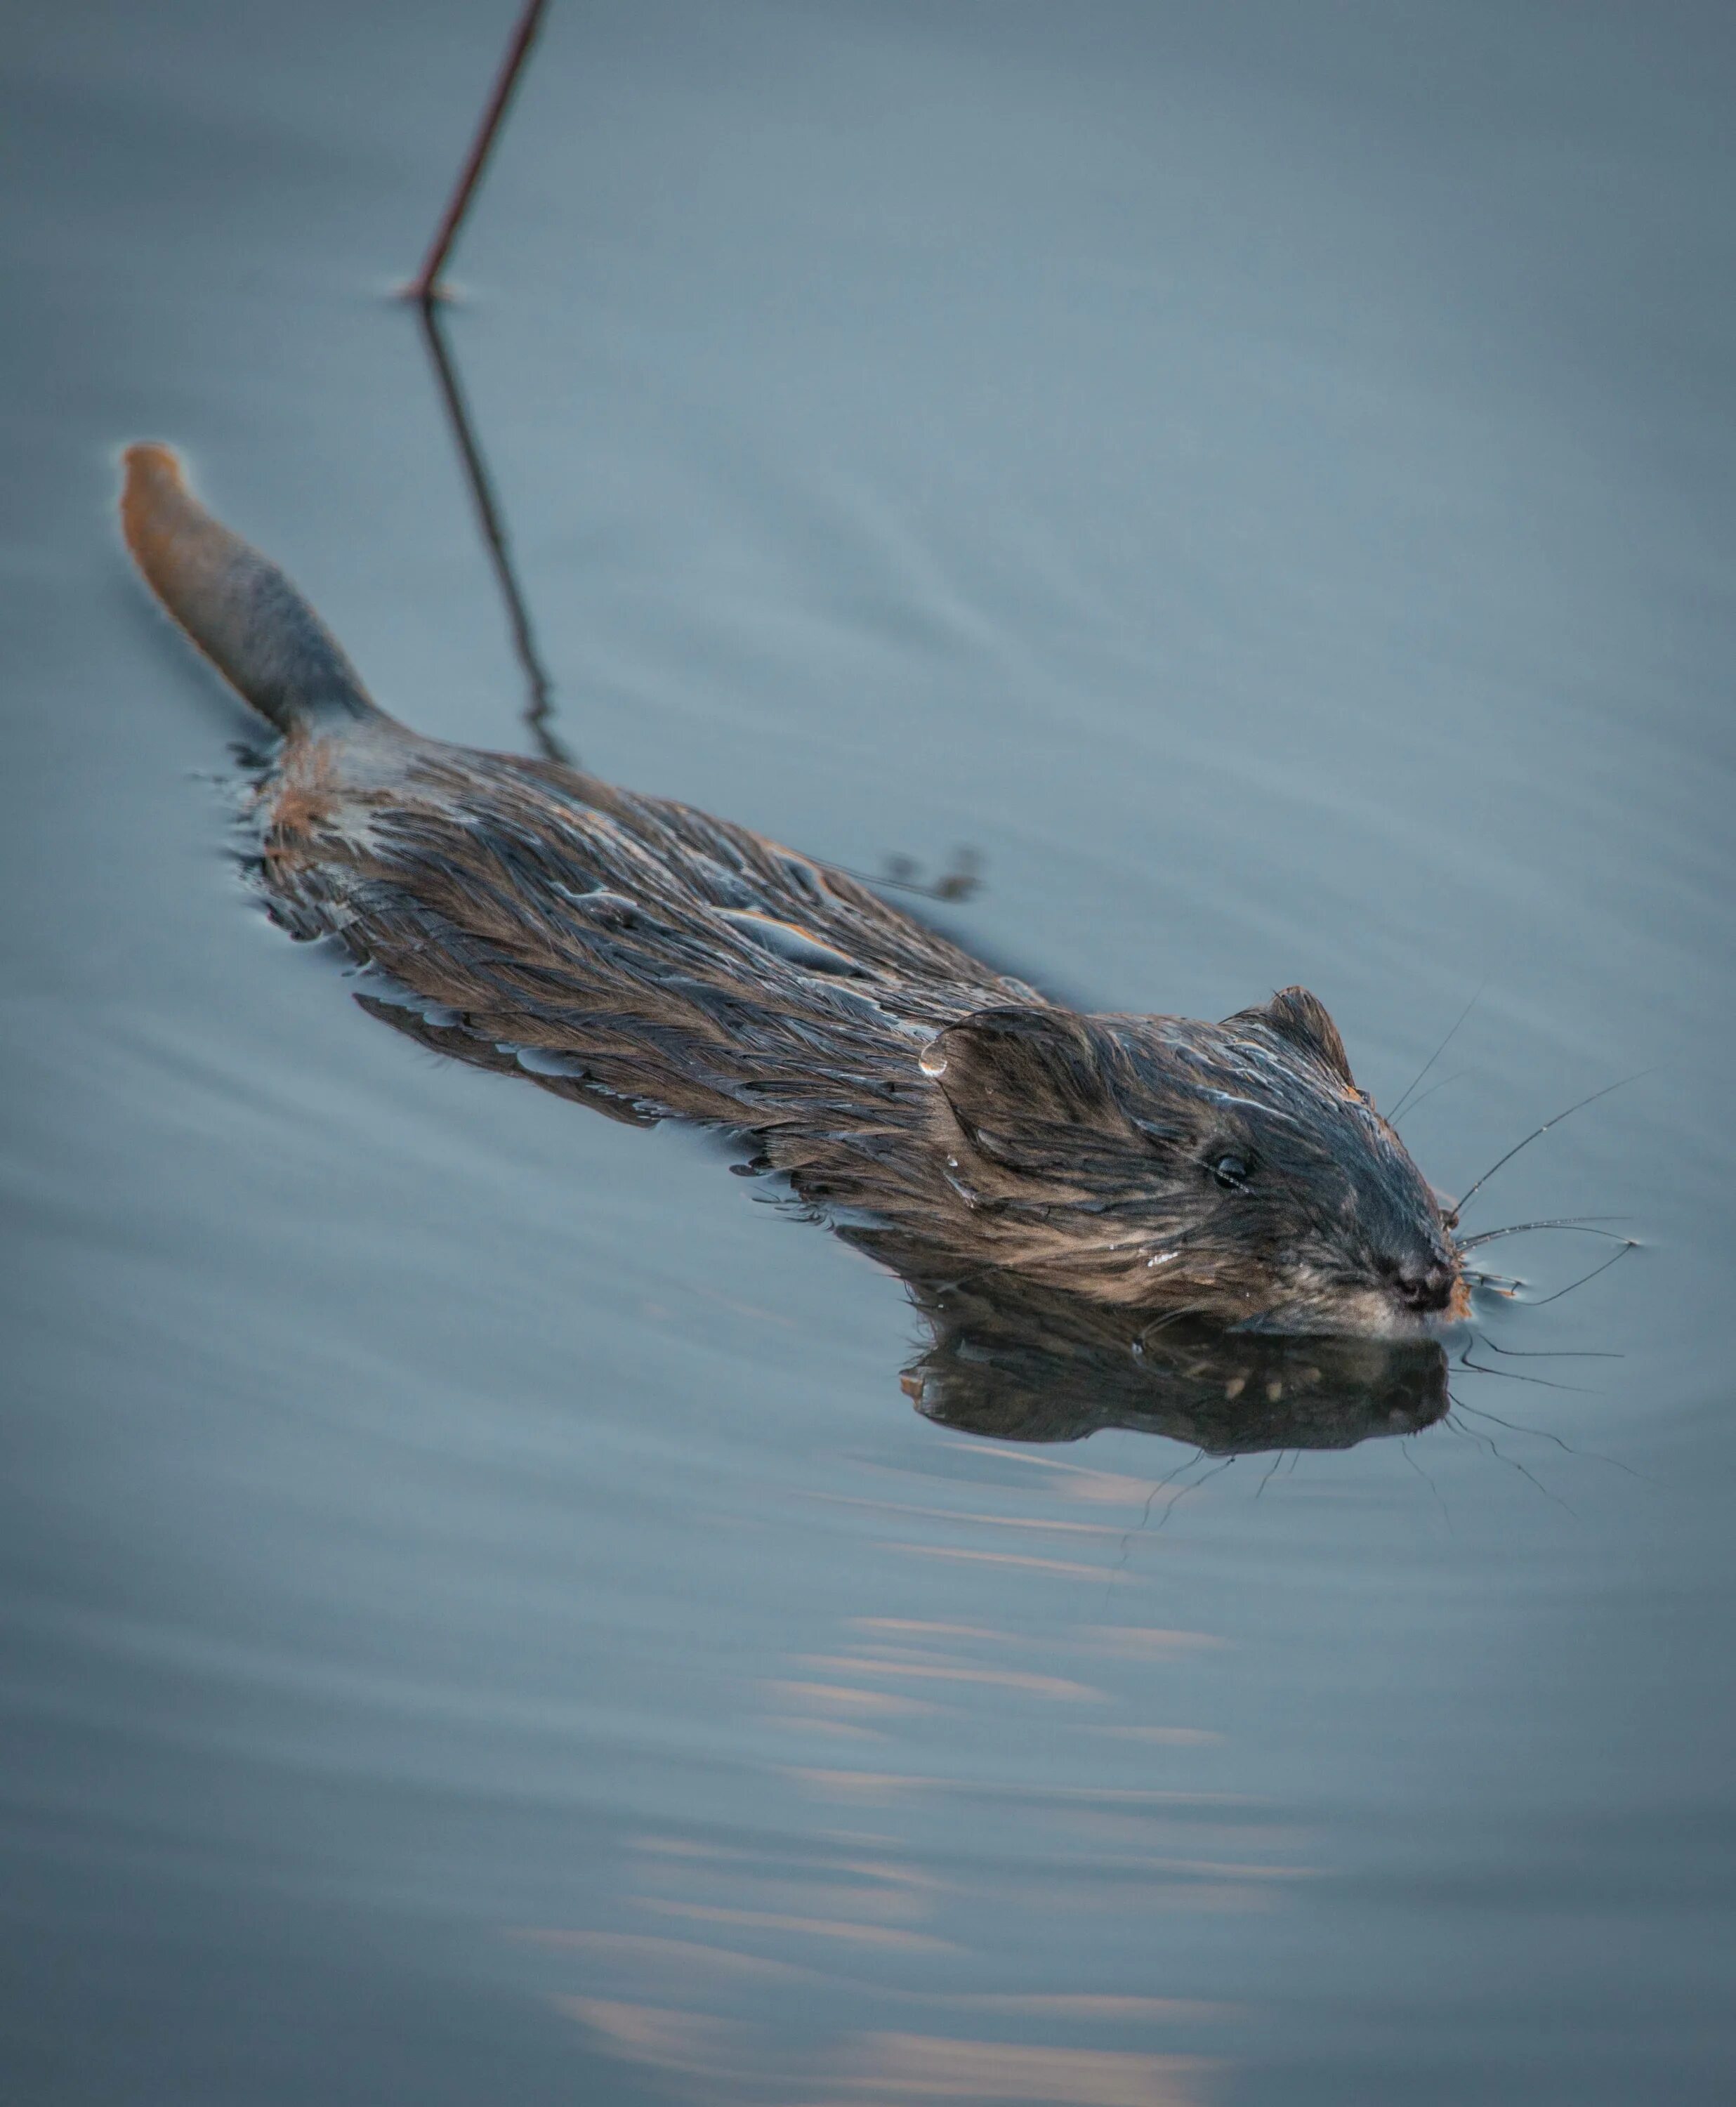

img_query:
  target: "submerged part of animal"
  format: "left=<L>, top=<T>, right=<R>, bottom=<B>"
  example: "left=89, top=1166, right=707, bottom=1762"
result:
left=119, top=445, right=1467, bottom=1336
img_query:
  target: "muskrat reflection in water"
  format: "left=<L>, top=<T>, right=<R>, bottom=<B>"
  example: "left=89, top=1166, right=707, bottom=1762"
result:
left=893, top=1256, right=1450, bottom=1450
left=121, top=446, right=1468, bottom=1339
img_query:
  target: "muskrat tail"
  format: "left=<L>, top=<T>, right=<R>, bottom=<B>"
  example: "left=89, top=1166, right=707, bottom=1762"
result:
left=119, top=444, right=382, bottom=735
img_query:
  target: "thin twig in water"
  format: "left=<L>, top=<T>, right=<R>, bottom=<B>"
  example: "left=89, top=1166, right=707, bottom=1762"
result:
left=406, top=0, right=552, bottom=305
left=395, top=0, right=992, bottom=874
left=400, top=0, right=569, bottom=759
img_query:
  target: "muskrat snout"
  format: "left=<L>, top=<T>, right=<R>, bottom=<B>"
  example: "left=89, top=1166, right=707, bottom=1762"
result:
left=922, top=986, right=1466, bottom=1335
left=1383, top=1254, right=1461, bottom=1318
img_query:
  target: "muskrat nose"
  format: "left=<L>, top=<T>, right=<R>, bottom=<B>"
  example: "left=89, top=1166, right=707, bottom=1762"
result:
left=1393, top=1261, right=1456, bottom=1315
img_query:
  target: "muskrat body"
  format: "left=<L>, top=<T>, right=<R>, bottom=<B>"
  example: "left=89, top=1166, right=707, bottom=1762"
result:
left=121, top=445, right=1466, bottom=1335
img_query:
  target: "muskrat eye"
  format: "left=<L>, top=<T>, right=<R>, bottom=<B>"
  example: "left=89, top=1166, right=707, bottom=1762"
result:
left=1211, top=1153, right=1251, bottom=1192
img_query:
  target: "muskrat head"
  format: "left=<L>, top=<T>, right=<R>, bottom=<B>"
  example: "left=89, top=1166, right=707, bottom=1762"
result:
left=919, top=987, right=1466, bottom=1334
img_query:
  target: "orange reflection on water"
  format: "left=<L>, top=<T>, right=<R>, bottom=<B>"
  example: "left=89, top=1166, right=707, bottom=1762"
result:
left=937, top=1995, right=1237, bottom=2023
left=634, top=1900, right=957, bottom=1952
left=763, top=1714, right=890, bottom=1741
left=777, top=1770, right=1258, bottom=1813
left=848, top=1619, right=1223, bottom=1659
left=518, top=1927, right=817, bottom=1983
left=1074, top=1627, right=1227, bottom=1660
left=761, top=1679, right=942, bottom=1717
left=555, top=2000, right=1221, bottom=2107
left=848, top=1619, right=1025, bottom=1644
left=798, top=1653, right=1105, bottom=1702
left=935, top=1442, right=1187, bottom=1509
left=1088, top=1727, right=1225, bottom=1746
left=813, top=1492, right=1128, bottom=1538
left=890, top=1544, right=1132, bottom=1581
left=522, top=1520, right=1268, bottom=2103
left=555, top=1997, right=744, bottom=2075
left=829, top=2030, right=1218, bottom=2106
left=781, top=1767, right=933, bottom=1805
left=640, top=1877, right=934, bottom=1927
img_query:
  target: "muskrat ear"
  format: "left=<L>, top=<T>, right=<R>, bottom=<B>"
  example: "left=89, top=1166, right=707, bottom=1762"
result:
left=1227, top=985, right=1357, bottom=1089
left=920, top=1007, right=1110, bottom=1161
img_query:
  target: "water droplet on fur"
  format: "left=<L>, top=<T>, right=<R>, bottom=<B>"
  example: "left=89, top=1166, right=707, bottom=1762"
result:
left=717, top=909, right=866, bottom=977
left=574, top=890, right=644, bottom=928
left=919, top=1044, right=948, bottom=1077
left=513, top=1044, right=588, bottom=1078
left=348, top=971, right=420, bottom=1009
left=1147, top=1249, right=1178, bottom=1269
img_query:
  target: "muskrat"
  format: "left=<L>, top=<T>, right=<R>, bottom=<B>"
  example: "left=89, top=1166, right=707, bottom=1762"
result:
left=120, top=444, right=1467, bottom=1336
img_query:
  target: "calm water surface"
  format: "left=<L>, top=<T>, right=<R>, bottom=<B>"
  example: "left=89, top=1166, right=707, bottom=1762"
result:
left=4, top=3, right=1735, bottom=2101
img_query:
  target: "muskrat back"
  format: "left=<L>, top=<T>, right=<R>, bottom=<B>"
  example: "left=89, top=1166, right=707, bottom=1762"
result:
left=120, top=445, right=1467, bottom=1336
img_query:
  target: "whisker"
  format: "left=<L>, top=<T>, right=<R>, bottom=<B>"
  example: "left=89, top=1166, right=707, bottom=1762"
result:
left=1390, top=1068, right=1467, bottom=1128
left=1459, top=1219, right=1633, bottom=1250
left=1447, top=1396, right=1579, bottom=1516
left=1400, top=1436, right=1452, bottom=1530
left=1471, top=1336, right=1622, bottom=1361
left=1521, top=1240, right=1638, bottom=1307
left=1453, top=1400, right=1654, bottom=1483
left=1135, top=1304, right=1212, bottom=1347
left=1143, top=1449, right=1204, bottom=1522
left=834, top=853, right=985, bottom=902
left=1456, top=1347, right=1598, bottom=1394
left=1388, top=980, right=1486, bottom=1123
left=1156, top=1452, right=1235, bottom=1529
left=1449, top=1072, right=1652, bottom=1225
left=1105, top=1451, right=1202, bottom=1606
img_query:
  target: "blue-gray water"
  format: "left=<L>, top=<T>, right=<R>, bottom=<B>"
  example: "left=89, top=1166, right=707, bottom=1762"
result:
left=4, top=3, right=1734, bottom=2101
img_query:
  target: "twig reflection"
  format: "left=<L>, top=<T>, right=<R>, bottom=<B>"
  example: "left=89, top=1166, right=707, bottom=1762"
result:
left=400, top=0, right=568, bottom=760
left=396, top=0, right=986, bottom=893
left=414, top=298, right=570, bottom=764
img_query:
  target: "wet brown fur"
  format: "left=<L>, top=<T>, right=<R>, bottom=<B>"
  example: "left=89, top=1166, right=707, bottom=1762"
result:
left=120, top=446, right=1467, bottom=1334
